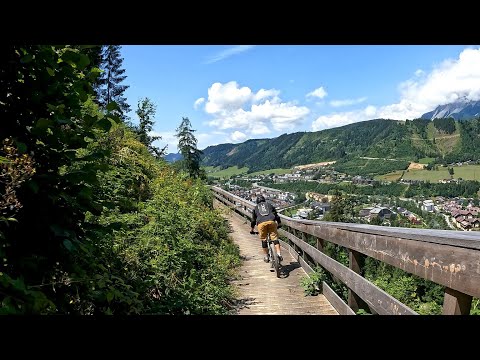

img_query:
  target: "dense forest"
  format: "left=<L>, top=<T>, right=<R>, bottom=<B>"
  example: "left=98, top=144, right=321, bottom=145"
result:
left=333, top=158, right=410, bottom=177
left=201, top=116, right=480, bottom=173
left=0, top=46, right=240, bottom=314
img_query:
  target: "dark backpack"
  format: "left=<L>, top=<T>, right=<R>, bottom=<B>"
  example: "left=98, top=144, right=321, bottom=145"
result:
left=258, top=202, right=271, bottom=216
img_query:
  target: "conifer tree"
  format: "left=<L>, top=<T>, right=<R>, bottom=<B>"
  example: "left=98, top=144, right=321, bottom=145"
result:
left=96, top=45, right=131, bottom=121
left=175, top=117, right=204, bottom=179
left=135, top=97, right=166, bottom=158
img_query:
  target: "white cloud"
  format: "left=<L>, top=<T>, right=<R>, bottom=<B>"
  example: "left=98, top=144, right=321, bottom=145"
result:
left=306, top=87, right=328, bottom=99
left=251, top=100, right=310, bottom=131
left=148, top=129, right=230, bottom=154
left=379, top=47, right=480, bottom=120
left=230, top=131, right=247, bottom=142
left=312, top=47, right=480, bottom=131
left=253, top=89, right=281, bottom=103
left=193, top=97, right=205, bottom=110
left=364, top=105, right=377, bottom=117
left=150, top=131, right=177, bottom=153
left=202, top=81, right=310, bottom=136
left=205, top=45, right=255, bottom=64
left=196, top=132, right=226, bottom=150
left=205, top=81, right=253, bottom=115
left=250, top=124, right=270, bottom=135
left=415, top=69, right=424, bottom=77
left=330, top=97, right=367, bottom=107
left=312, top=106, right=377, bottom=131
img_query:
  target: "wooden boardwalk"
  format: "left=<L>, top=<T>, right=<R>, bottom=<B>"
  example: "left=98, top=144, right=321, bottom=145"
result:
left=215, top=200, right=338, bottom=315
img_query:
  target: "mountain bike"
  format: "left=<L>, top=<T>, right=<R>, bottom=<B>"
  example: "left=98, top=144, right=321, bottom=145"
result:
left=267, top=232, right=281, bottom=278
left=251, top=231, right=281, bottom=278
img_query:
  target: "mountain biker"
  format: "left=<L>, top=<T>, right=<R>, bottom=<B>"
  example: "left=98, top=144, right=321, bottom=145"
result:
left=250, top=195, right=283, bottom=263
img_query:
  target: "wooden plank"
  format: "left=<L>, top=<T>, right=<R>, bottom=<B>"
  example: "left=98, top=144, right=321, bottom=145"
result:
left=213, top=193, right=252, bottom=218
left=323, top=281, right=356, bottom=315
left=281, top=239, right=324, bottom=296
left=317, top=227, right=480, bottom=299
left=211, top=186, right=255, bottom=210
left=297, top=251, right=315, bottom=275
left=279, top=239, right=302, bottom=268
left=278, top=215, right=480, bottom=250
left=212, top=188, right=480, bottom=299
left=279, top=228, right=417, bottom=315
left=349, top=249, right=362, bottom=273
left=278, top=217, right=480, bottom=299
left=348, top=249, right=369, bottom=312
left=442, top=287, right=473, bottom=315
left=316, top=238, right=324, bottom=253
left=212, top=187, right=479, bottom=248
left=334, top=223, right=480, bottom=250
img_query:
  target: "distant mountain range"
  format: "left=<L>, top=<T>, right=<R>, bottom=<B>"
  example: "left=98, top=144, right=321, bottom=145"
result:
left=163, top=100, right=480, bottom=171
left=421, top=99, right=480, bottom=121
left=164, top=152, right=183, bottom=162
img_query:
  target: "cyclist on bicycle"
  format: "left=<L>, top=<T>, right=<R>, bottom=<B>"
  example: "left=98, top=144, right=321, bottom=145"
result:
left=250, top=195, right=283, bottom=263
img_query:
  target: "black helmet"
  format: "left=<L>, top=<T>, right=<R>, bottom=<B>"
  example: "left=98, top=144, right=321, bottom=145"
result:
left=256, top=195, right=266, bottom=204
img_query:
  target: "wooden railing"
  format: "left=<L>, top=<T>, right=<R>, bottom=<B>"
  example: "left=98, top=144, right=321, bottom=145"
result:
left=211, top=186, right=480, bottom=315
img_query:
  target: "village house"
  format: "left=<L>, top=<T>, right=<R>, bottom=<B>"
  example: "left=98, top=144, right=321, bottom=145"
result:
left=359, top=207, right=374, bottom=217
left=422, top=200, right=435, bottom=212
left=352, top=175, right=375, bottom=185
left=310, top=201, right=330, bottom=214
left=369, top=207, right=393, bottom=219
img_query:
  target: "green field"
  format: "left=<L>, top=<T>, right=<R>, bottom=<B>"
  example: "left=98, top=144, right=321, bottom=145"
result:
left=376, top=171, right=404, bottom=182
left=402, top=168, right=450, bottom=182
left=204, top=166, right=292, bottom=179
left=205, top=166, right=249, bottom=178
left=386, top=164, right=480, bottom=182
left=418, top=157, right=435, bottom=164
left=246, top=168, right=292, bottom=177
left=203, top=166, right=218, bottom=173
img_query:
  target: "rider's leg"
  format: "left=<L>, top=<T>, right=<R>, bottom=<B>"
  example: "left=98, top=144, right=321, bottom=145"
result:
left=269, top=221, right=282, bottom=260
left=258, top=222, right=269, bottom=261
left=273, top=241, right=281, bottom=256
left=261, top=240, right=268, bottom=255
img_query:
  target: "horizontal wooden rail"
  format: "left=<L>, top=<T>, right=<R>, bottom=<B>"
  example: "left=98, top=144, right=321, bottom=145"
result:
left=211, top=186, right=480, bottom=315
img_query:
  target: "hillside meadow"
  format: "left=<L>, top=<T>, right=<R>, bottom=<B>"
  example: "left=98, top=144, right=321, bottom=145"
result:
left=205, top=166, right=291, bottom=178
left=379, top=164, right=480, bottom=182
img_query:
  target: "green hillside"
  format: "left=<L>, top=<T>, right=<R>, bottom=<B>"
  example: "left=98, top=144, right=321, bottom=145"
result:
left=201, top=117, right=480, bottom=173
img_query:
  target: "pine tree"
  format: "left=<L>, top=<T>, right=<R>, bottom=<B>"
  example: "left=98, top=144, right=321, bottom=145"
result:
left=135, top=97, right=166, bottom=158
left=82, top=45, right=103, bottom=92
left=96, top=45, right=131, bottom=121
left=175, top=117, right=204, bottom=179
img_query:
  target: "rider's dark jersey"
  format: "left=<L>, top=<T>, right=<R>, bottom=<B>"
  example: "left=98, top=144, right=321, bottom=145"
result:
left=251, top=200, right=281, bottom=227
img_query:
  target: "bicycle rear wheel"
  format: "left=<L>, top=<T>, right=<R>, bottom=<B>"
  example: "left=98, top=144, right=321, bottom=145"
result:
left=270, top=243, right=281, bottom=278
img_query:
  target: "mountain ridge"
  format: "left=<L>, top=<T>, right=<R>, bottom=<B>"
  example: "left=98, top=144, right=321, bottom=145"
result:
left=421, top=99, right=480, bottom=121
left=164, top=100, right=480, bottom=169
left=196, top=117, right=480, bottom=172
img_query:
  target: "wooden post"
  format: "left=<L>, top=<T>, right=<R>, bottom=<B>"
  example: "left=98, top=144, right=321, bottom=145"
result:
left=285, top=226, right=291, bottom=248
left=316, top=238, right=324, bottom=253
left=348, top=249, right=369, bottom=313
left=443, top=287, right=472, bottom=315
left=301, top=232, right=307, bottom=261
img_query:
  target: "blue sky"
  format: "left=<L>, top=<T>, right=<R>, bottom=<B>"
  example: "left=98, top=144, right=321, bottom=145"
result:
left=121, top=45, right=480, bottom=154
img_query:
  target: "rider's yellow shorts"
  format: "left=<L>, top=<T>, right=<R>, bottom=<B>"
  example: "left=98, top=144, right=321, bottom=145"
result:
left=257, top=220, right=278, bottom=241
